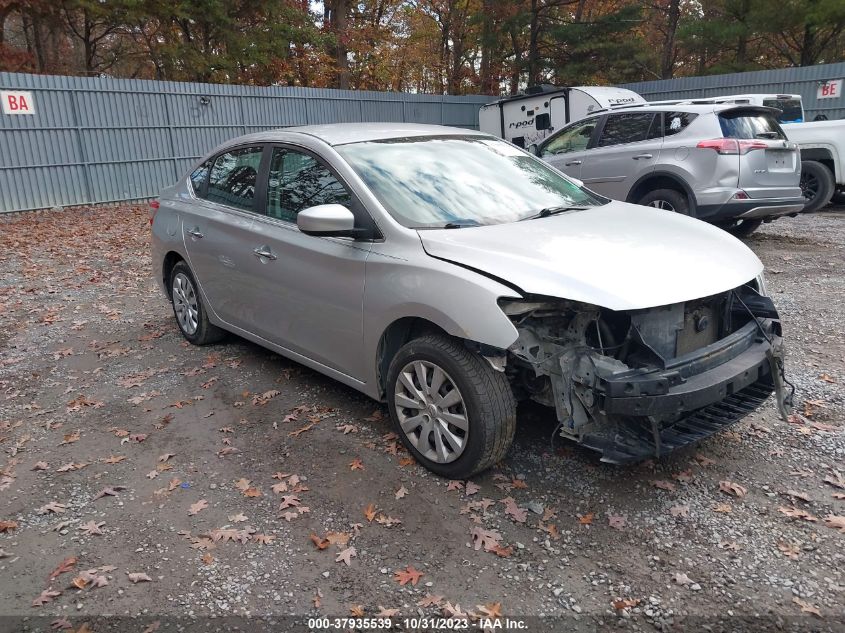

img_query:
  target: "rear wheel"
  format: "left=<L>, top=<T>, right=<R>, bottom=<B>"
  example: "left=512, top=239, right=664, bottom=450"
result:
left=386, top=334, right=516, bottom=479
left=637, top=189, right=691, bottom=215
left=800, top=160, right=834, bottom=213
left=169, top=261, right=225, bottom=345
left=723, top=218, right=763, bottom=238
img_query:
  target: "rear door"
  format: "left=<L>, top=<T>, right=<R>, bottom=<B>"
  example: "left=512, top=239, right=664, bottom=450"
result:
left=578, top=112, right=663, bottom=200
left=538, top=116, right=601, bottom=180
left=719, top=108, right=801, bottom=199
left=181, top=144, right=268, bottom=329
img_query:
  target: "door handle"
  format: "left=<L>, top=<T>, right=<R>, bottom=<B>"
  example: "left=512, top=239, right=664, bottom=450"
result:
left=632, top=154, right=653, bottom=160
left=565, top=160, right=582, bottom=166
left=253, top=246, right=277, bottom=261
left=187, top=227, right=204, bottom=239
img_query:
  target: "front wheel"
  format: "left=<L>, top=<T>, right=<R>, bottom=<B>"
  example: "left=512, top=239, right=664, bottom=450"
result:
left=386, top=334, right=516, bottom=479
left=637, top=189, right=691, bottom=215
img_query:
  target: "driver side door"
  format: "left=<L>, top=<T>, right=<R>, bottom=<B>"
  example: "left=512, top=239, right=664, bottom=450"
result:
left=539, top=116, right=600, bottom=180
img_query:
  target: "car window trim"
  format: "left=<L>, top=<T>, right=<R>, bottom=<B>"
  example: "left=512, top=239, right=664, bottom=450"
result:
left=259, top=142, right=383, bottom=241
left=200, top=143, right=269, bottom=216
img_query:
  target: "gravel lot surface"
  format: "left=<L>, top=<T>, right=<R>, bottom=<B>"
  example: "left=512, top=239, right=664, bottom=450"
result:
left=0, top=204, right=843, bottom=632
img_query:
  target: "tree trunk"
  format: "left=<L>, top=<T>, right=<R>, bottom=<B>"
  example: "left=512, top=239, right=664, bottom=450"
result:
left=325, top=0, right=350, bottom=89
left=660, top=0, right=680, bottom=79
left=799, top=24, right=815, bottom=66
left=479, top=0, right=494, bottom=94
left=527, top=0, right=540, bottom=86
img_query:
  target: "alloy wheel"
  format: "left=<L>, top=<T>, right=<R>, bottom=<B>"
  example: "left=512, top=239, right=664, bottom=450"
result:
left=648, top=199, right=676, bottom=212
left=172, top=272, right=199, bottom=335
left=800, top=172, right=818, bottom=201
left=394, top=360, right=469, bottom=464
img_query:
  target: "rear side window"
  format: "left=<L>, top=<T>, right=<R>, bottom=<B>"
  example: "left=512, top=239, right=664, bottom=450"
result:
left=597, top=113, right=658, bottom=147
left=205, top=146, right=264, bottom=211
left=719, top=112, right=786, bottom=140
left=664, top=112, right=698, bottom=136
left=189, top=160, right=211, bottom=195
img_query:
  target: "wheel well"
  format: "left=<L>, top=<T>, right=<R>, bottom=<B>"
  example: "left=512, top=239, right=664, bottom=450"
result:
left=627, top=174, right=690, bottom=205
left=162, top=251, right=184, bottom=298
left=800, top=153, right=835, bottom=178
left=376, top=317, right=448, bottom=398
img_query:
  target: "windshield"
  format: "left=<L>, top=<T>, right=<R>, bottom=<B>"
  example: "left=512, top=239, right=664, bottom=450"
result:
left=335, top=136, right=604, bottom=228
left=762, top=98, right=803, bottom=123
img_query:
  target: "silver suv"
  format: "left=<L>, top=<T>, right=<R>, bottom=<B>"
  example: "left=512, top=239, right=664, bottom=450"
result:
left=533, top=104, right=804, bottom=236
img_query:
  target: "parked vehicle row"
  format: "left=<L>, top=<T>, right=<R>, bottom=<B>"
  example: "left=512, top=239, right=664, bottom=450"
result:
left=152, top=123, right=790, bottom=479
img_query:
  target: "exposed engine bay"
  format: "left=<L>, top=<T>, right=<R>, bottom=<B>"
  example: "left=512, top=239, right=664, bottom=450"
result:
left=498, top=282, right=790, bottom=463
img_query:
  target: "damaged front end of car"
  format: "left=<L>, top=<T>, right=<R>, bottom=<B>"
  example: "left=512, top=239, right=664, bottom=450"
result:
left=500, top=281, right=790, bottom=463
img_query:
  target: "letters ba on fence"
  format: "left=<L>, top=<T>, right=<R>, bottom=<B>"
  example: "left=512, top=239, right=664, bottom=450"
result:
left=1, top=90, right=35, bottom=115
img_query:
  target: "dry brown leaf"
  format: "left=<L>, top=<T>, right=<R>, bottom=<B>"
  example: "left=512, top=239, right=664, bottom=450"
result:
left=777, top=541, right=800, bottom=559
left=394, top=565, right=424, bottom=586
left=228, top=513, right=248, bottom=523
left=465, top=481, right=481, bottom=495
left=78, top=521, right=105, bottom=536
left=38, top=502, right=67, bottom=515
left=310, top=533, right=330, bottom=550
left=418, top=594, right=444, bottom=607
left=579, top=512, right=595, bottom=525
left=349, top=458, right=364, bottom=471
left=652, top=480, right=676, bottom=492
left=612, top=598, right=641, bottom=610
left=608, top=514, right=626, bottom=530
left=823, top=514, right=845, bottom=533
left=363, top=503, right=377, bottom=522
left=335, top=546, right=356, bottom=566
left=32, top=588, right=62, bottom=607
left=778, top=506, right=819, bottom=522
left=0, top=520, right=17, bottom=533
left=470, top=525, right=501, bottom=551
left=127, top=572, right=152, bottom=583
left=477, top=602, right=502, bottom=618
left=375, top=606, right=400, bottom=617
left=278, top=495, right=300, bottom=510
left=395, top=486, right=408, bottom=500
left=188, top=500, right=209, bottom=516
left=48, top=557, right=78, bottom=580
left=350, top=605, right=365, bottom=617
left=792, top=597, right=821, bottom=618
left=719, top=480, right=748, bottom=498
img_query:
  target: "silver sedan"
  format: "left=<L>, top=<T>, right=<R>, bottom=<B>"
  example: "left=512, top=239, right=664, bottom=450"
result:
left=151, top=123, right=789, bottom=477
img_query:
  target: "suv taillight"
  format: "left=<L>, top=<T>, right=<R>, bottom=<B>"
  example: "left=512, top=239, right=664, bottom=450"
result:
left=149, top=199, right=160, bottom=226
left=696, top=139, right=769, bottom=155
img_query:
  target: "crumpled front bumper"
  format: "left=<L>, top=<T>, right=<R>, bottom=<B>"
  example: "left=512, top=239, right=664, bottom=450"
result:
left=579, top=320, right=786, bottom=463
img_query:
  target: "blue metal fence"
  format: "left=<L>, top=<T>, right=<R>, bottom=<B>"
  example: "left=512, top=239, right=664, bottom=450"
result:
left=621, top=62, right=845, bottom=121
left=0, top=72, right=490, bottom=213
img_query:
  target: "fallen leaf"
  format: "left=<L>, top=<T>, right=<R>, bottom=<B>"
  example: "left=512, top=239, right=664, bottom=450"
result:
left=470, top=526, right=502, bottom=551
left=310, top=533, right=330, bottom=550
left=201, top=553, right=214, bottom=565
left=777, top=541, right=800, bottom=559
left=336, top=424, right=358, bottom=434
left=823, top=471, right=845, bottom=490
left=349, top=458, right=364, bottom=471
left=394, top=565, right=424, bottom=586
left=350, top=605, right=365, bottom=617
left=102, top=455, right=126, bottom=464
left=127, top=572, right=152, bottom=583
left=279, top=495, right=300, bottom=510
left=608, top=514, right=626, bottom=530
left=48, top=557, right=78, bottom=580
left=719, top=480, right=748, bottom=498
left=672, top=571, right=693, bottom=585
left=670, top=504, right=690, bottom=517
left=60, top=430, right=81, bottom=445
left=442, top=602, right=468, bottom=618
left=823, top=514, right=845, bottom=533
left=32, top=588, right=62, bottom=607
left=613, top=598, right=641, bottom=610
left=335, top=546, right=357, bottom=566
left=78, top=521, right=105, bottom=536
left=465, top=481, right=480, bottom=495
left=713, top=502, right=732, bottom=513
left=792, top=597, right=821, bottom=618
left=0, top=520, right=17, bottom=533
left=93, top=486, right=125, bottom=500
left=364, top=503, right=377, bottom=522
left=395, top=486, right=408, bottom=500
left=188, top=500, right=209, bottom=516
left=501, top=497, right=527, bottom=523
left=447, top=480, right=464, bottom=491
left=39, top=502, right=67, bottom=515
left=652, top=480, right=676, bottom=492
left=32, top=461, right=49, bottom=471
left=778, top=506, right=819, bottom=522
left=375, top=606, right=400, bottom=617
left=228, top=513, right=248, bottom=523
left=578, top=512, right=594, bottom=525
left=477, top=602, right=502, bottom=618
left=158, top=453, right=175, bottom=463
left=253, top=533, right=275, bottom=545
left=326, top=531, right=350, bottom=547
left=418, top=594, right=444, bottom=607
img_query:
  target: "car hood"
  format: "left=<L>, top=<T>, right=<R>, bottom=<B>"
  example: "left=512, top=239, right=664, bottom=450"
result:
left=418, top=202, right=763, bottom=311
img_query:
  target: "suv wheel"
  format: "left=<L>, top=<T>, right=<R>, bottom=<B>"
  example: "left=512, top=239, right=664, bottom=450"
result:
left=637, top=189, right=690, bottom=215
left=169, top=261, right=225, bottom=345
left=386, top=334, right=516, bottom=479
left=800, top=160, right=835, bottom=213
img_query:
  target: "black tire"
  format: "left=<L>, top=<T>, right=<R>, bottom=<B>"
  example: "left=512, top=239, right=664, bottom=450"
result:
left=723, top=218, right=763, bottom=238
left=637, top=189, right=691, bottom=215
left=830, top=189, right=845, bottom=206
left=800, top=160, right=834, bottom=213
left=386, top=334, right=516, bottom=479
left=169, top=261, right=225, bottom=345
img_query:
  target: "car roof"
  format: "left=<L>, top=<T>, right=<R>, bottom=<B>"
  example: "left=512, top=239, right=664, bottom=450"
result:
left=591, top=102, right=773, bottom=115
left=223, top=123, right=486, bottom=148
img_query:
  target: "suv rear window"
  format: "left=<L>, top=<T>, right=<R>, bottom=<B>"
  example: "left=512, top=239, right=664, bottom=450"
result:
left=762, top=98, right=803, bottom=123
left=719, top=111, right=786, bottom=140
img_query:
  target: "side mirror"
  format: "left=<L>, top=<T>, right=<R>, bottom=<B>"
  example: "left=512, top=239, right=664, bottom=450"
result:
left=527, top=143, right=539, bottom=156
left=297, top=204, right=357, bottom=237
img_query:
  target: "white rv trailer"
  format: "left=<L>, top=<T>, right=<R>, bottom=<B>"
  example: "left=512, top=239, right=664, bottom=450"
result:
left=478, top=84, right=645, bottom=148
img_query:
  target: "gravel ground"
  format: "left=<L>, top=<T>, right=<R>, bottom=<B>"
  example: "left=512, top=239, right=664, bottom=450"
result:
left=0, top=204, right=843, bottom=632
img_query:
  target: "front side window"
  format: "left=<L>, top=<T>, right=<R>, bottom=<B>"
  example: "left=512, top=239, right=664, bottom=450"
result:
left=336, top=136, right=605, bottom=229
left=597, top=113, right=658, bottom=147
left=266, top=148, right=352, bottom=223
left=205, top=146, right=263, bottom=211
left=541, top=118, right=598, bottom=156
